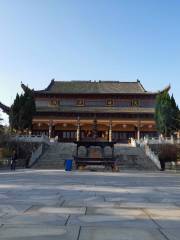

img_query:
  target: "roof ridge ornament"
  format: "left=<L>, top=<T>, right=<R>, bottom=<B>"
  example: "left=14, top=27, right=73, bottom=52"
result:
left=21, top=82, right=33, bottom=92
left=159, top=84, right=171, bottom=93
left=136, top=78, right=147, bottom=92
left=45, top=79, right=55, bottom=91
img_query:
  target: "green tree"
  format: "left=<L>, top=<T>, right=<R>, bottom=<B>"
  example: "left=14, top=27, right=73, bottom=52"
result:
left=19, top=89, right=36, bottom=131
left=170, top=95, right=179, bottom=132
left=9, top=89, right=36, bottom=132
left=155, top=91, right=179, bottom=136
left=0, top=115, right=3, bottom=134
left=9, top=94, right=21, bottom=131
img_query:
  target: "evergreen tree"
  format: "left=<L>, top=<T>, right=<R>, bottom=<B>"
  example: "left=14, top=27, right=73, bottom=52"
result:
left=19, top=89, right=36, bottom=131
left=155, top=91, right=173, bottom=136
left=9, top=89, right=36, bottom=132
left=155, top=91, right=180, bottom=136
left=170, top=95, right=179, bottom=132
left=0, top=115, right=3, bottom=134
left=9, top=94, right=21, bottom=131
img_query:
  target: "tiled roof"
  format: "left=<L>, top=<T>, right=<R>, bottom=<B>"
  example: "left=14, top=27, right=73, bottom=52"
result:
left=36, top=80, right=154, bottom=94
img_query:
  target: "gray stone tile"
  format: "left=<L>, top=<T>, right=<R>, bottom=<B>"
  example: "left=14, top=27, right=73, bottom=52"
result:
left=0, top=225, right=79, bottom=240
left=0, top=204, right=31, bottom=217
left=161, top=228, right=180, bottom=240
left=120, top=202, right=179, bottom=209
left=146, top=208, right=180, bottom=218
left=63, top=200, right=118, bottom=207
left=145, top=208, right=180, bottom=228
left=1, top=169, right=180, bottom=238
left=86, top=207, right=146, bottom=218
left=0, top=193, right=8, bottom=199
left=67, top=214, right=157, bottom=228
left=1, top=213, right=68, bottom=225
left=60, top=191, right=96, bottom=199
left=79, top=227, right=166, bottom=240
left=0, top=199, right=62, bottom=207
left=27, top=206, right=86, bottom=215
left=154, top=219, right=180, bottom=228
left=105, top=196, right=147, bottom=203
left=62, top=195, right=118, bottom=207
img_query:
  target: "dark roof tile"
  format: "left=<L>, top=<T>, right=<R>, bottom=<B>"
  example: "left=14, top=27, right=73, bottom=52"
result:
left=36, top=80, right=152, bottom=94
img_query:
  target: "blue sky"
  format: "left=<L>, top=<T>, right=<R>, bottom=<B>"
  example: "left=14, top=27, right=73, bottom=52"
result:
left=0, top=0, right=180, bottom=123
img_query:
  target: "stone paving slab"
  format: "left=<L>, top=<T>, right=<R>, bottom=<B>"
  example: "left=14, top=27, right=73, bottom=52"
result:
left=1, top=213, right=69, bottom=226
left=153, top=219, right=180, bottom=228
left=67, top=214, right=157, bottom=228
left=146, top=208, right=180, bottom=217
left=160, top=228, right=180, bottom=240
left=0, top=204, right=31, bottom=217
left=63, top=200, right=119, bottom=207
left=0, top=193, right=8, bottom=199
left=3, top=192, right=62, bottom=206
left=26, top=206, right=86, bottom=215
left=120, top=202, right=179, bottom=209
left=60, top=191, right=96, bottom=199
left=105, top=196, right=147, bottom=202
left=78, top=227, right=166, bottom=240
left=0, top=199, right=63, bottom=207
left=0, top=170, right=180, bottom=239
left=86, top=207, right=146, bottom=217
left=0, top=225, right=79, bottom=240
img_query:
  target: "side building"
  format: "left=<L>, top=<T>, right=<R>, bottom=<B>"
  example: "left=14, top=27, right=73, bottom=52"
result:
left=31, top=79, right=162, bottom=142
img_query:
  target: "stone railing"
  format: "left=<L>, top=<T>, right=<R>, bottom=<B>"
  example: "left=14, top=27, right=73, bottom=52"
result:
left=11, top=134, right=50, bottom=145
left=130, top=138, right=161, bottom=169
left=28, top=144, right=43, bottom=167
left=136, top=136, right=175, bottom=146
left=143, top=145, right=161, bottom=169
left=135, top=136, right=180, bottom=170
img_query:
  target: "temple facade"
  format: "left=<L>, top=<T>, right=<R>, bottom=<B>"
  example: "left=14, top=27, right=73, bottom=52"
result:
left=30, top=79, right=161, bottom=142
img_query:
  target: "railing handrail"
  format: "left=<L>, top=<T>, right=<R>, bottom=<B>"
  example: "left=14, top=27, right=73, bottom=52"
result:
left=10, top=134, right=50, bottom=144
left=135, top=136, right=177, bottom=146
left=29, top=144, right=43, bottom=167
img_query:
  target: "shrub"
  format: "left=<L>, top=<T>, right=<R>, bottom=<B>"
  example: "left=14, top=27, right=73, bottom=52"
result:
left=0, top=148, right=11, bottom=158
left=150, top=144, right=177, bottom=163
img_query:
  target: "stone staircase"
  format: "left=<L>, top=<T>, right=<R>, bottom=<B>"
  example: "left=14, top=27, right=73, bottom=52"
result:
left=114, top=144, right=158, bottom=170
left=33, top=142, right=76, bottom=169
left=33, top=142, right=157, bottom=170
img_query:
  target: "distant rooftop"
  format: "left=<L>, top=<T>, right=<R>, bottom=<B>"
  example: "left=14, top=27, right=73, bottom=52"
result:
left=35, top=79, right=154, bottom=94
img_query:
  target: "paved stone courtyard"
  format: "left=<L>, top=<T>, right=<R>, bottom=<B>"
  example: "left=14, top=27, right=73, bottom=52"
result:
left=0, top=170, right=180, bottom=239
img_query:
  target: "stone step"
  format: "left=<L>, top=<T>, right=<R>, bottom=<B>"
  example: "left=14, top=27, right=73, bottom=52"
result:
left=33, top=143, right=157, bottom=170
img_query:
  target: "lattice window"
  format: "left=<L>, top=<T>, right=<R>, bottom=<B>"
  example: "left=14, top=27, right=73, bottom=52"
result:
left=49, top=99, right=59, bottom=106
left=106, top=99, right=114, bottom=106
left=76, top=99, right=85, bottom=106
left=131, top=99, right=140, bottom=107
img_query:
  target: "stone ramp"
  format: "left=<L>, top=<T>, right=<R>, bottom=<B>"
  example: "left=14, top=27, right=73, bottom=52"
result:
left=33, top=143, right=157, bottom=171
